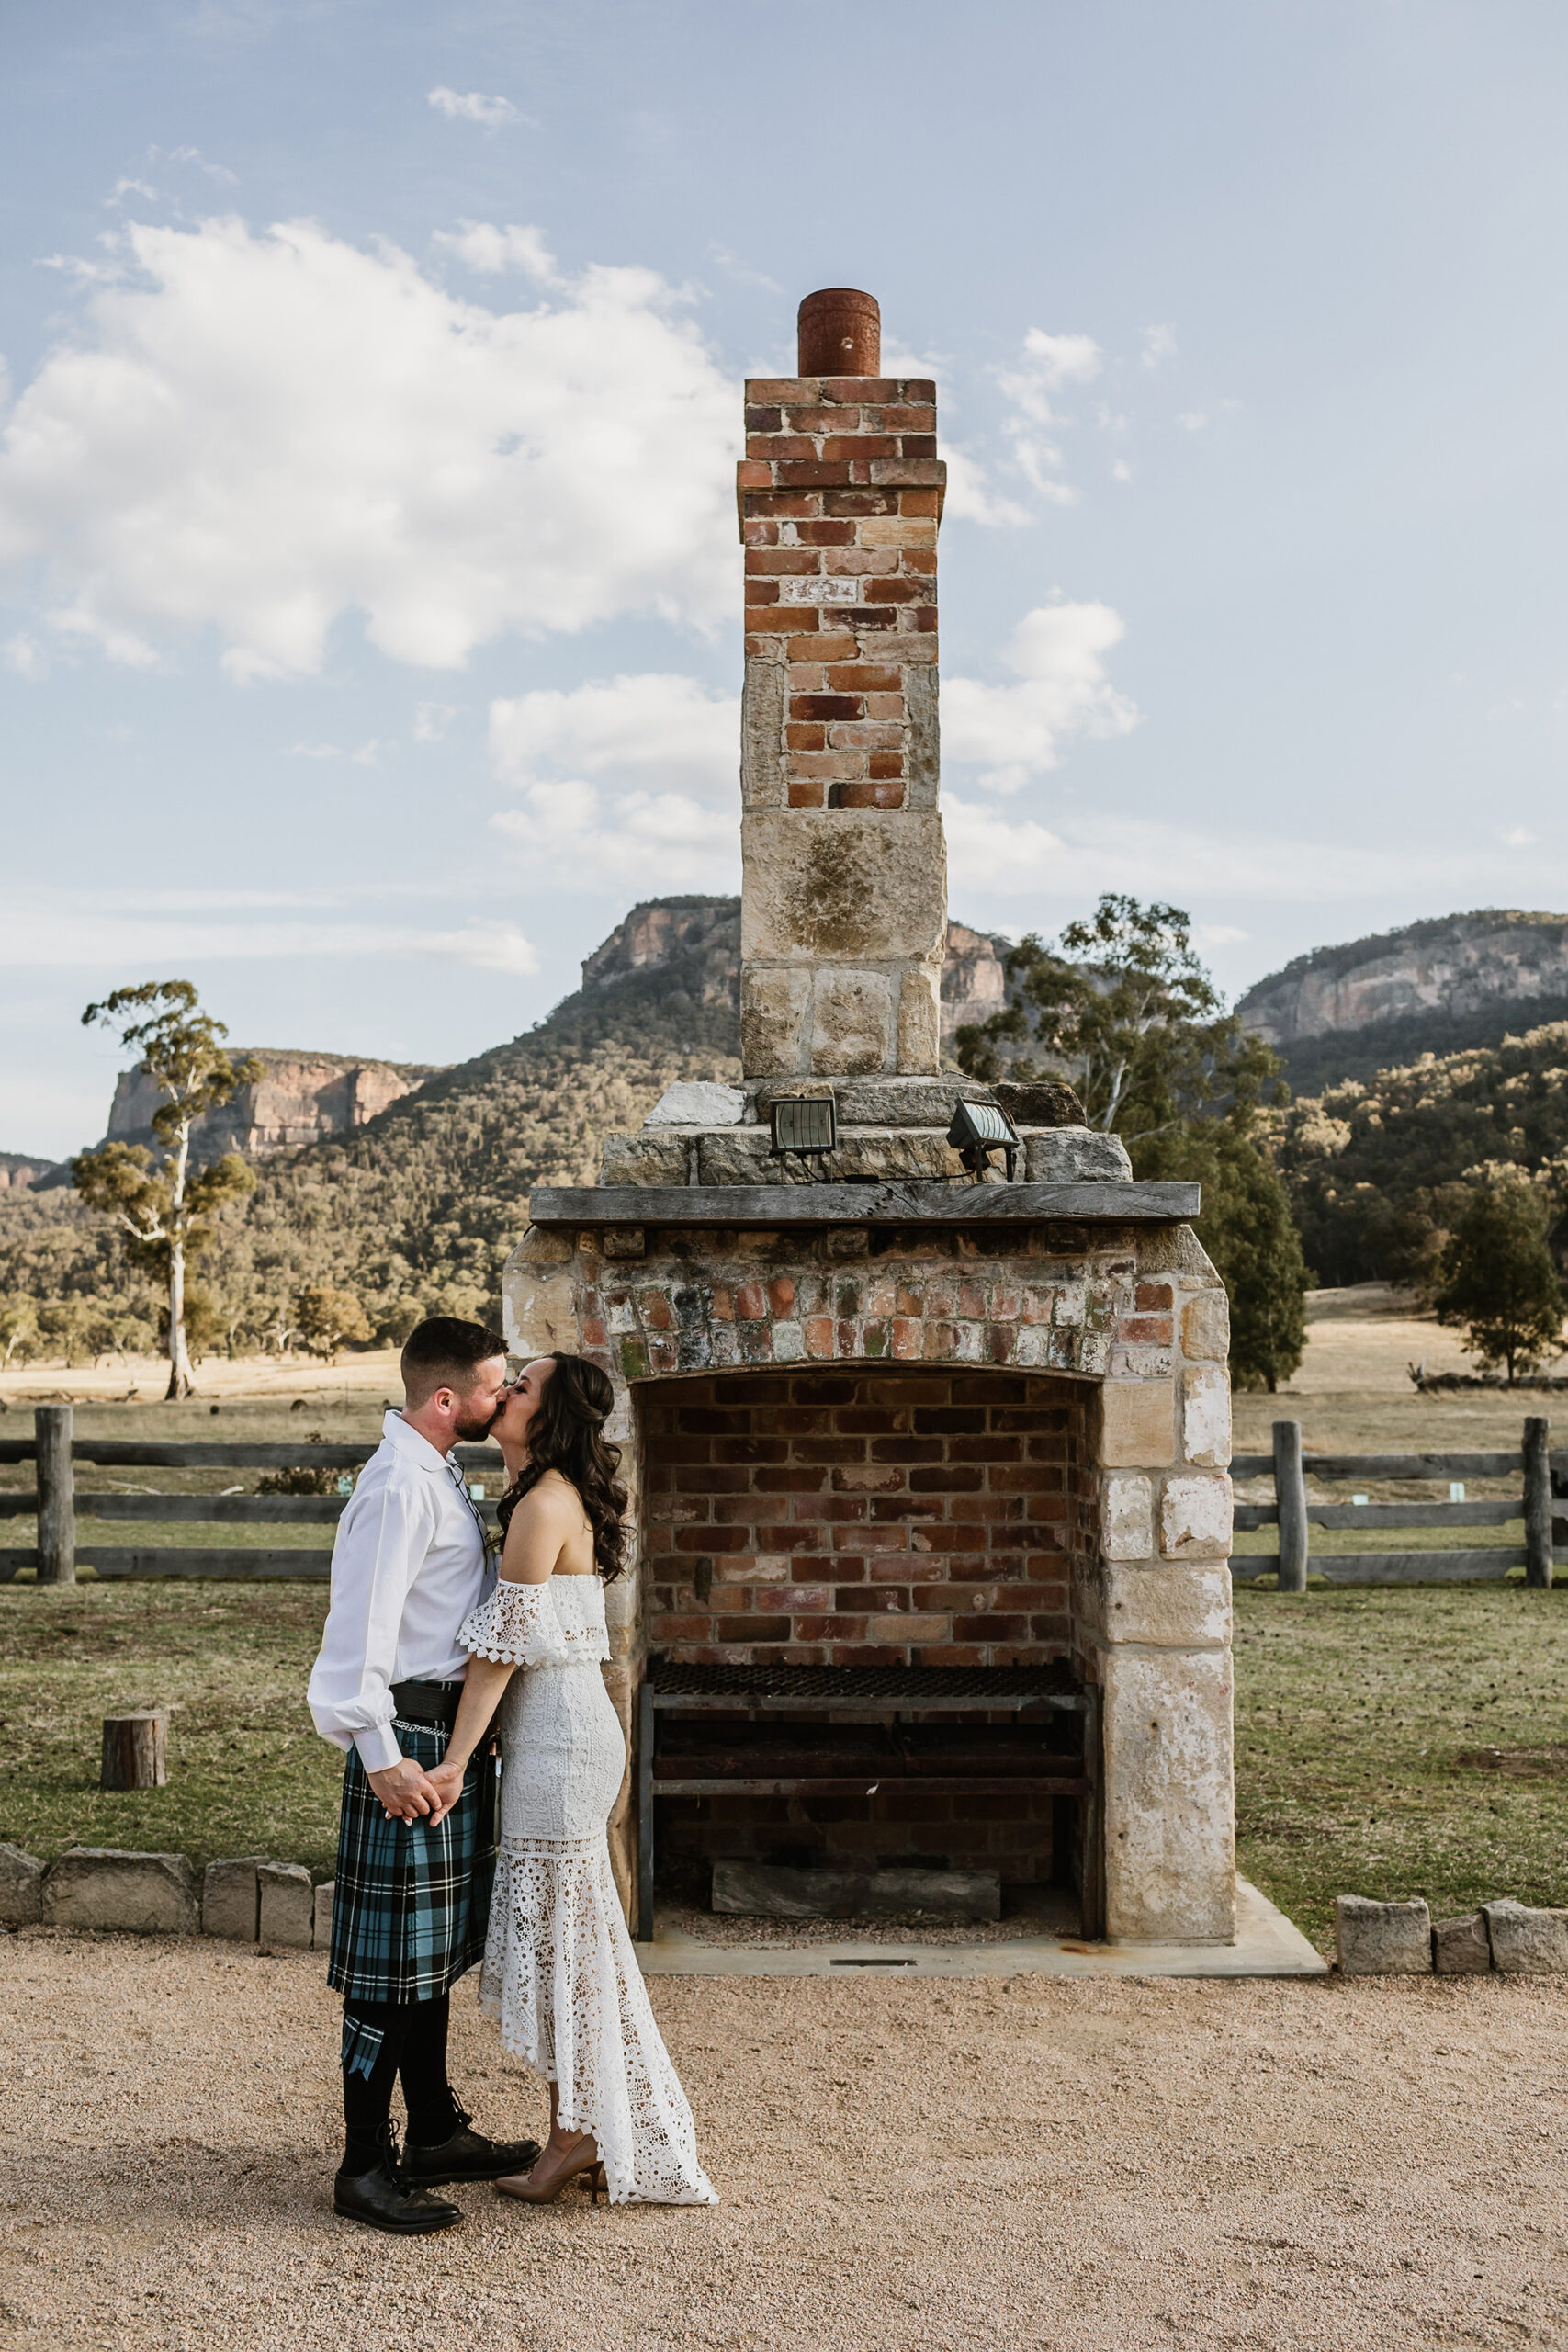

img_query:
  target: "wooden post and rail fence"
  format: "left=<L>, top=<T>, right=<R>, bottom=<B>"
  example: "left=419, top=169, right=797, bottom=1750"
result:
left=3, top=1405, right=1564, bottom=1589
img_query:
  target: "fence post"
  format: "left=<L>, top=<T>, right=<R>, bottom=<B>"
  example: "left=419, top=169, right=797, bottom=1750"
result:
left=36, top=1402, right=75, bottom=1587
left=1273, top=1418, right=1309, bottom=1593
left=1523, top=1415, right=1553, bottom=1590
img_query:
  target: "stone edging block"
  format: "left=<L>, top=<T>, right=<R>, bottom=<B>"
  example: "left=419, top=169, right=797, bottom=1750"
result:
left=42, top=1848, right=200, bottom=1936
left=1336, top=1894, right=1432, bottom=1973
left=0, top=1841, right=45, bottom=1927
left=1, top=1847, right=334, bottom=1948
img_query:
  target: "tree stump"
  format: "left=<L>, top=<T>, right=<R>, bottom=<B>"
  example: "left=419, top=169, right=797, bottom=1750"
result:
left=100, top=1712, right=168, bottom=1791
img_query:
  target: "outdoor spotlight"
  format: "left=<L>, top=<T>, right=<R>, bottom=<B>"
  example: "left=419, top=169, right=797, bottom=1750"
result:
left=769, top=1094, right=839, bottom=1158
left=946, top=1097, right=1021, bottom=1180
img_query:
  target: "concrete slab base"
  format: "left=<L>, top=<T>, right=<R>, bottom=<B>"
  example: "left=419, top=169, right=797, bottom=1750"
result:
left=636, top=1876, right=1328, bottom=1980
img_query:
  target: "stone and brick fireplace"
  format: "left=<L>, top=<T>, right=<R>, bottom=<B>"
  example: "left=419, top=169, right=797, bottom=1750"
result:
left=503, top=289, right=1236, bottom=1947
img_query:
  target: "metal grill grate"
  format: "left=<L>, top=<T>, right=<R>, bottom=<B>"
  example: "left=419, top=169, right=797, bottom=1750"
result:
left=647, top=1658, right=1078, bottom=1702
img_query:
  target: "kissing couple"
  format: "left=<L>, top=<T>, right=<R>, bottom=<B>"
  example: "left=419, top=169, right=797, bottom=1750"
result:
left=307, top=1315, right=716, bottom=2232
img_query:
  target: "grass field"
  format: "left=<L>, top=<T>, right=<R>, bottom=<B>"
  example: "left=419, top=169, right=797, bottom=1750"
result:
left=2, top=1299, right=1564, bottom=1951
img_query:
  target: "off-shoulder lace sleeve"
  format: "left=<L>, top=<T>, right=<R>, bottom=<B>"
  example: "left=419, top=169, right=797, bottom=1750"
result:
left=457, top=1577, right=572, bottom=1667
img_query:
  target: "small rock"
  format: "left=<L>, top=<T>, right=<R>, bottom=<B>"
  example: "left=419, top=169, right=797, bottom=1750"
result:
left=1025, top=1129, right=1134, bottom=1182
left=42, top=1848, right=200, bottom=1936
left=202, top=1856, right=262, bottom=1941
left=0, top=1842, right=45, bottom=1927
left=1432, top=1912, right=1492, bottom=1973
left=1336, top=1894, right=1432, bottom=1974
left=1483, top=1900, right=1568, bottom=1973
left=312, top=1879, right=335, bottom=1951
left=645, top=1080, right=747, bottom=1128
left=257, top=1860, right=313, bottom=1950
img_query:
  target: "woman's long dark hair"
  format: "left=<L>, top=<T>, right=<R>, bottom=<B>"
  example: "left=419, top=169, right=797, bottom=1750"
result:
left=496, top=1353, right=628, bottom=1581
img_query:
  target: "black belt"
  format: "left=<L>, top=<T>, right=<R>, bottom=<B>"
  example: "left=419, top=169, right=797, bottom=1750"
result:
left=390, top=1678, right=466, bottom=1731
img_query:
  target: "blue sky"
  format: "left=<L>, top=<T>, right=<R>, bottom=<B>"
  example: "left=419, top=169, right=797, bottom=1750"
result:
left=5, top=0, right=1568, bottom=1156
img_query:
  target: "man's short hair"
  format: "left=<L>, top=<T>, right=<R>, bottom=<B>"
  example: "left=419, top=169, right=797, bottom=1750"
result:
left=400, top=1316, right=507, bottom=1408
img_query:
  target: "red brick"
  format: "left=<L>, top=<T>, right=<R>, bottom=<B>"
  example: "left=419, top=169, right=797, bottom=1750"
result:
left=792, top=521, right=856, bottom=547
left=1134, top=1282, right=1174, bottom=1311
left=868, top=754, right=905, bottom=783
left=786, top=723, right=826, bottom=752
left=747, top=547, right=819, bottom=575
left=789, top=634, right=858, bottom=662
left=792, top=694, right=863, bottom=720
left=787, top=781, right=825, bottom=807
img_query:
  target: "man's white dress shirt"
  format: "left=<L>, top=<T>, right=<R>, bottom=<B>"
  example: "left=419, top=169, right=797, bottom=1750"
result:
left=308, top=1409, right=491, bottom=1775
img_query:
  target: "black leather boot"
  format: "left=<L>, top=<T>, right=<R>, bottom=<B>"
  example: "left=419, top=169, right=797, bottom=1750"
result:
left=401, top=2099, right=543, bottom=2188
left=334, top=2122, right=462, bottom=2234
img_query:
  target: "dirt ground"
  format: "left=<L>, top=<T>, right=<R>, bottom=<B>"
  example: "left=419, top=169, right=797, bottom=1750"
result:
left=2, top=1932, right=1565, bottom=2352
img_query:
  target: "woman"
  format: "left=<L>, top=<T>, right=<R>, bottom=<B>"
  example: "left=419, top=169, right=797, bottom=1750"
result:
left=425, top=1352, right=716, bottom=2209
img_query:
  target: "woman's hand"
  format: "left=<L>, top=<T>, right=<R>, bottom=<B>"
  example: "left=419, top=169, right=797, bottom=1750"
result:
left=423, top=1757, right=468, bottom=1826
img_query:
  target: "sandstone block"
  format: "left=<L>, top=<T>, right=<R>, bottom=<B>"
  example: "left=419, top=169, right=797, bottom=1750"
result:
left=599, top=1132, right=692, bottom=1186
left=1136, top=1226, right=1221, bottom=1280
left=896, top=964, right=942, bottom=1073
left=602, top=1227, right=646, bottom=1261
left=994, top=1079, right=1086, bottom=1127
left=43, top=1848, right=200, bottom=1936
left=1181, top=1364, right=1232, bottom=1468
left=810, top=968, right=895, bottom=1076
left=646, top=1080, right=747, bottom=1127
left=312, top=1879, right=336, bottom=1951
left=1101, top=1475, right=1154, bottom=1561
left=1097, top=1381, right=1175, bottom=1468
left=741, top=652, right=786, bottom=809
left=1024, top=1129, right=1133, bottom=1183
left=740, top=810, right=947, bottom=964
left=201, top=1855, right=261, bottom=1939
left=515, top=1223, right=574, bottom=1264
left=1101, top=1648, right=1235, bottom=1942
left=698, top=1129, right=774, bottom=1183
left=904, top=660, right=940, bottom=808
left=1099, top=1563, right=1232, bottom=1648
left=0, top=1842, right=44, bottom=1926
left=258, top=1861, right=314, bottom=1950
left=740, top=963, right=810, bottom=1074
left=1180, top=1289, right=1230, bottom=1361
left=1160, top=1475, right=1234, bottom=1559
left=1432, top=1912, right=1492, bottom=1973
left=818, top=1075, right=990, bottom=1126
left=1483, top=1900, right=1568, bottom=1973
left=1336, top=1895, right=1432, bottom=1974
left=503, top=1268, right=581, bottom=1361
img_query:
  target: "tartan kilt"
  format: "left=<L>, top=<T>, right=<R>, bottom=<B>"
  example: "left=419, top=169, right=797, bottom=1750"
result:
left=327, top=1718, right=496, bottom=2004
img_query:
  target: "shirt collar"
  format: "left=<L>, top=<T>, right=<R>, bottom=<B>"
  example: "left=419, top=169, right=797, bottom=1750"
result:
left=383, top=1408, right=457, bottom=1476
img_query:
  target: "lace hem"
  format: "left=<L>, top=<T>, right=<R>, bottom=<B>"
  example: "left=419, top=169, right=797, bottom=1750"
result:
left=480, top=1845, right=716, bottom=2207
left=458, top=1576, right=610, bottom=1667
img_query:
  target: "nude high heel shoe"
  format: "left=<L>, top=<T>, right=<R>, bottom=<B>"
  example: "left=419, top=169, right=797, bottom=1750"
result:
left=494, top=2140, right=605, bottom=2204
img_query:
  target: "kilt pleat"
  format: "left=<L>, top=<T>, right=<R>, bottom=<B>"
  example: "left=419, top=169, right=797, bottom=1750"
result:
left=327, top=1718, right=496, bottom=2005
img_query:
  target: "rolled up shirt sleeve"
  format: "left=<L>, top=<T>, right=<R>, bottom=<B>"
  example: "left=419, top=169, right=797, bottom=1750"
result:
left=308, top=1472, right=435, bottom=1774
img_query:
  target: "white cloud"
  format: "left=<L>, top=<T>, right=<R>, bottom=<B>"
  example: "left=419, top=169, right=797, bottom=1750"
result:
left=943, top=603, right=1140, bottom=791
left=106, top=179, right=159, bottom=208
left=1502, top=824, right=1535, bottom=846
left=0, top=217, right=739, bottom=678
left=3, top=633, right=49, bottom=679
left=935, top=446, right=1028, bottom=528
left=432, top=220, right=558, bottom=281
left=1195, top=923, right=1250, bottom=947
left=284, top=738, right=384, bottom=764
left=1178, top=411, right=1209, bottom=433
left=0, top=886, right=536, bottom=973
left=1142, top=324, right=1178, bottom=371
left=427, top=87, right=523, bottom=128
left=1111, top=459, right=1133, bottom=483
left=995, top=328, right=1102, bottom=503
left=413, top=701, right=456, bottom=743
left=489, top=670, right=741, bottom=891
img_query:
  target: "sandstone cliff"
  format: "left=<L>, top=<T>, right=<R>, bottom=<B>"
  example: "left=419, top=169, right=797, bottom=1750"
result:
left=105, top=1048, right=444, bottom=1165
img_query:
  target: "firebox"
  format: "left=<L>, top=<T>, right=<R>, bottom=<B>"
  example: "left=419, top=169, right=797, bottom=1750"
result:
left=503, top=289, right=1237, bottom=1947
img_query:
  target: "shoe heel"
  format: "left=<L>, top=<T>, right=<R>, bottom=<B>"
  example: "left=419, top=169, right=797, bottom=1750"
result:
left=592, top=2164, right=606, bottom=2204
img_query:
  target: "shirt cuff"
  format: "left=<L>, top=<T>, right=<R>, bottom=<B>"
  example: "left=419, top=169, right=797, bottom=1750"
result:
left=353, top=1720, right=403, bottom=1776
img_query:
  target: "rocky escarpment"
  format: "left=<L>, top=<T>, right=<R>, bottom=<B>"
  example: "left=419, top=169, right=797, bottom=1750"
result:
left=105, top=1049, right=444, bottom=1166
left=1237, top=910, right=1568, bottom=1091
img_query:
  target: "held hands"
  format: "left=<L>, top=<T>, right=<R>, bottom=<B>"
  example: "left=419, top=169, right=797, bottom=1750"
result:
left=423, top=1757, right=468, bottom=1827
left=367, top=1757, right=444, bottom=1824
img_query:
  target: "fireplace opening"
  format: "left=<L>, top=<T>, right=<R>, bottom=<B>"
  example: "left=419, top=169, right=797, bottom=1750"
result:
left=636, top=1365, right=1101, bottom=1930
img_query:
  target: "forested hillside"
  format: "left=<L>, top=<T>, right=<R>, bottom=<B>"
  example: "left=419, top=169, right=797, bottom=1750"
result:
left=0, top=907, right=742, bottom=1359
left=1280, top=1020, right=1568, bottom=1286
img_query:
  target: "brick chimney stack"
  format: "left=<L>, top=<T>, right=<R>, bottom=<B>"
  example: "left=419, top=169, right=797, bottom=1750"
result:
left=737, top=289, right=948, bottom=1079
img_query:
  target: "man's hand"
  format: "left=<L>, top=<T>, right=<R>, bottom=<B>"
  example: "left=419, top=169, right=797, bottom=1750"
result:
left=367, top=1757, right=442, bottom=1823
left=423, top=1758, right=468, bottom=1827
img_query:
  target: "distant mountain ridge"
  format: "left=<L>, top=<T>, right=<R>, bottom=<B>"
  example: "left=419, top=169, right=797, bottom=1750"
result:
left=1237, top=909, right=1568, bottom=1093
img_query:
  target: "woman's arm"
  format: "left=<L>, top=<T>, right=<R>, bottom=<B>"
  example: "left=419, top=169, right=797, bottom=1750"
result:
left=424, top=1482, right=578, bottom=1822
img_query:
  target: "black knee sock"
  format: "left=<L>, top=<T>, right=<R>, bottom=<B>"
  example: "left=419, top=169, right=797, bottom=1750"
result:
left=341, top=2002, right=410, bottom=2175
left=399, top=1993, right=458, bottom=2148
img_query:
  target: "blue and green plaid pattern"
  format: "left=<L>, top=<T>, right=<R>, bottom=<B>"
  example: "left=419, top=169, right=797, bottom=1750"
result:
left=327, top=1718, right=496, bottom=2008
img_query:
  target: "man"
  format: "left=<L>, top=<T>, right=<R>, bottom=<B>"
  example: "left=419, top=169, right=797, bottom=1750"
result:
left=308, top=1315, right=540, bottom=2233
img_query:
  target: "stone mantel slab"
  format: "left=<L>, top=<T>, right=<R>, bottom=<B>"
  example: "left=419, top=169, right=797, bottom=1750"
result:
left=528, top=1181, right=1201, bottom=1227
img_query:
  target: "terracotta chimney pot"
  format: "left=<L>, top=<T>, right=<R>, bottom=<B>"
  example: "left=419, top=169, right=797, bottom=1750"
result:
left=797, top=287, right=880, bottom=377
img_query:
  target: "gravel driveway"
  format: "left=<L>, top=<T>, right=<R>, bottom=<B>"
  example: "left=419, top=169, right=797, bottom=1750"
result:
left=2, top=1928, right=1564, bottom=2350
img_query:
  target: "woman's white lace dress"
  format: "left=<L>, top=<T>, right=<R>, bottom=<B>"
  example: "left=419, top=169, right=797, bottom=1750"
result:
left=457, top=1572, right=716, bottom=2206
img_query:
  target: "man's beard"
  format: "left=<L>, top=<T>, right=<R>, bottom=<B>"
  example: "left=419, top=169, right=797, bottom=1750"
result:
left=452, top=1398, right=500, bottom=1442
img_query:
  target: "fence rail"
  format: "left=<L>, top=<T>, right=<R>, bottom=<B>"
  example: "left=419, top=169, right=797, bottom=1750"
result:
left=1232, top=1417, right=1565, bottom=1589
left=2, top=1405, right=505, bottom=1584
